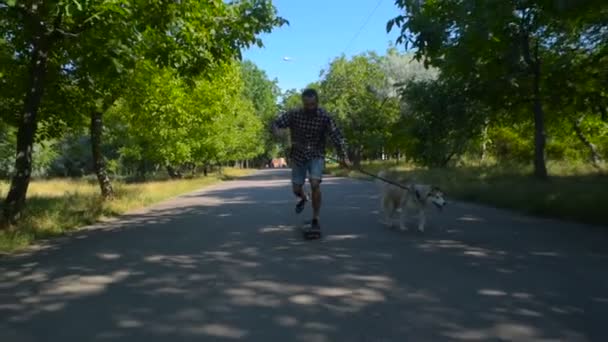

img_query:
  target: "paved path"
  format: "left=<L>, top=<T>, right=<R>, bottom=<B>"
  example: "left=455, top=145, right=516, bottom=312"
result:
left=1, top=169, right=608, bottom=342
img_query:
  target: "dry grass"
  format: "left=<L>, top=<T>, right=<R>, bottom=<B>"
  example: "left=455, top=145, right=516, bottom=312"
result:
left=0, top=168, right=252, bottom=253
left=328, top=161, right=608, bottom=227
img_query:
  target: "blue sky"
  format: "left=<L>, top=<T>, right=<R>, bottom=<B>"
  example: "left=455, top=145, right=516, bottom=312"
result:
left=242, top=0, right=403, bottom=92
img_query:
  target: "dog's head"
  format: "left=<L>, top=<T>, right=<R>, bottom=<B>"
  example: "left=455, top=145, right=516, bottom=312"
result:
left=428, top=186, right=447, bottom=211
left=416, top=186, right=448, bottom=210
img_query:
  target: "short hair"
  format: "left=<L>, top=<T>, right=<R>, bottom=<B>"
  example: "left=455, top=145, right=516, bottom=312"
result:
left=301, top=88, right=318, bottom=100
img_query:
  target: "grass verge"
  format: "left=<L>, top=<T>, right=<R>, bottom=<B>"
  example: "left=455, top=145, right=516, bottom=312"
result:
left=0, top=168, right=252, bottom=254
left=327, top=161, right=608, bottom=227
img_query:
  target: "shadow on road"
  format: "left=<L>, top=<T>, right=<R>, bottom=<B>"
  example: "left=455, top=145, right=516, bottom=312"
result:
left=1, top=170, right=607, bottom=341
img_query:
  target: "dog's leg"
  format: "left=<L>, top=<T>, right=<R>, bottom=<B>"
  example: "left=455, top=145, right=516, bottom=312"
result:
left=379, top=195, right=385, bottom=222
left=417, top=208, right=426, bottom=232
left=387, top=202, right=396, bottom=228
left=380, top=196, right=392, bottom=226
left=399, top=203, right=408, bottom=231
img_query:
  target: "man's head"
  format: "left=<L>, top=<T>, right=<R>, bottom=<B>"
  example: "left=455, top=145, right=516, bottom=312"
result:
left=301, top=88, right=319, bottom=114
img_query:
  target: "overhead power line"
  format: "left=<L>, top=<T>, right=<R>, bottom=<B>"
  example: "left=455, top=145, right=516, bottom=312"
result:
left=342, top=0, right=384, bottom=55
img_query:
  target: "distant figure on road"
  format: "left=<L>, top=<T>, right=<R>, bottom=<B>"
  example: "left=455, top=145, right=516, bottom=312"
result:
left=270, top=88, right=351, bottom=233
left=270, top=158, right=287, bottom=168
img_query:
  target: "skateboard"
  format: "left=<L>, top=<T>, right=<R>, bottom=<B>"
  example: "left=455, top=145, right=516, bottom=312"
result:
left=300, top=220, right=322, bottom=240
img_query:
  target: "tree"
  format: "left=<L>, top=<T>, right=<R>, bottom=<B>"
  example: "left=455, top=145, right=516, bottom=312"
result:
left=0, top=123, right=16, bottom=178
left=281, top=89, right=303, bottom=111
left=240, top=60, right=281, bottom=166
left=241, top=60, right=281, bottom=118
left=388, top=0, right=608, bottom=177
left=319, top=53, right=400, bottom=166
left=541, top=2, right=608, bottom=167
left=189, top=62, right=265, bottom=168
left=0, top=0, right=287, bottom=224
left=69, top=0, right=286, bottom=195
left=116, top=60, right=264, bottom=176
left=399, top=77, right=489, bottom=167
left=379, top=48, right=438, bottom=160
left=0, top=0, right=133, bottom=223
left=381, top=47, right=437, bottom=96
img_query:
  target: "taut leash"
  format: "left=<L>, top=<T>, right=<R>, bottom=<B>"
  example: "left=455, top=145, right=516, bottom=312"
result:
left=326, top=156, right=411, bottom=191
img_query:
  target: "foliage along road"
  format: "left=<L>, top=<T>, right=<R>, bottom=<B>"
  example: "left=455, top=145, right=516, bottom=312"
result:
left=1, top=169, right=607, bottom=341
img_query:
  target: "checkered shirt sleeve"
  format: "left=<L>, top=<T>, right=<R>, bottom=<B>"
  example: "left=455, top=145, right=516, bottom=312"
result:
left=270, top=108, right=347, bottom=164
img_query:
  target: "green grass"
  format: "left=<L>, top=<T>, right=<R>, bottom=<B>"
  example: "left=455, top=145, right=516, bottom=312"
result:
left=327, top=161, right=608, bottom=227
left=0, top=168, right=252, bottom=254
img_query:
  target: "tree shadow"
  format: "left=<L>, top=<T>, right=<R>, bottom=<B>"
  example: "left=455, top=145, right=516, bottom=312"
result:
left=1, top=170, right=607, bottom=341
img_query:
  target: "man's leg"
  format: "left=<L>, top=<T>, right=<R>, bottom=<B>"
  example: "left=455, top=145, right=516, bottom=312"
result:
left=292, top=163, right=308, bottom=214
left=309, top=158, right=325, bottom=225
left=310, top=179, right=321, bottom=220
left=293, top=183, right=305, bottom=198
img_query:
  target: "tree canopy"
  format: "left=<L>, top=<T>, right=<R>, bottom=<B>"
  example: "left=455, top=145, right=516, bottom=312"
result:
left=0, top=0, right=286, bottom=224
left=1, top=0, right=606, bottom=228
left=387, top=0, right=608, bottom=177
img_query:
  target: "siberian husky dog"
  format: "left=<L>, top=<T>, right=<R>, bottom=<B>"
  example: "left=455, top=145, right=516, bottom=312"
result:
left=377, top=170, right=447, bottom=232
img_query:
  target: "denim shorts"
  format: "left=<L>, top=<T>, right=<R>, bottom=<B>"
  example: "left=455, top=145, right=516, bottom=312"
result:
left=291, top=158, right=324, bottom=185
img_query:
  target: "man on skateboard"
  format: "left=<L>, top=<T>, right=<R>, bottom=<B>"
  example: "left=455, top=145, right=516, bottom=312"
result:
left=271, top=88, right=351, bottom=237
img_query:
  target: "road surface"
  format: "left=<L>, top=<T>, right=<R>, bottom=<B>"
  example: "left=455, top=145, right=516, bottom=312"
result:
left=1, top=169, right=607, bottom=341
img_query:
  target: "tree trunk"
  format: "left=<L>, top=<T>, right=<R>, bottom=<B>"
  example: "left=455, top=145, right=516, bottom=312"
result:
left=166, top=166, right=182, bottom=179
left=137, top=160, right=146, bottom=181
left=532, top=83, right=547, bottom=177
left=532, top=78, right=548, bottom=179
left=522, top=31, right=548, bottom=179
left=349, top=148, right=362, bottom=168
left=573, top=115, right=603, bottom=168
left=480, top=139, right=487, bottom=163
left=480, top=118, right=490, bottom=163
left=91, top=111, right=114, bottom=199
left=2, top=36, right=50, bottom=225
left=441, top=150, right=458, bottom=168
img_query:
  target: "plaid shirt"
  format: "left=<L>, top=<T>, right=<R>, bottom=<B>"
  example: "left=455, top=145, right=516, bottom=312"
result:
left=271, top=107, right=347, bottom=166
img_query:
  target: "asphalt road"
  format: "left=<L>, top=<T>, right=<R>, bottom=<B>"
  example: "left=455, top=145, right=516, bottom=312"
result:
left=1, top=169, right=607, bottom=342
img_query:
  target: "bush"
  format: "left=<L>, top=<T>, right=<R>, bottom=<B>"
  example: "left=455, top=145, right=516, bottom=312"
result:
left=489, top=125, right=533, bottom=164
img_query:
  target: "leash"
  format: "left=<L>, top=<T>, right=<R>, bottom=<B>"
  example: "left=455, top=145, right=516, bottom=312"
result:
left=286, top=142, right=411, bottom=191
left=325, top=156, right=411, bottom=191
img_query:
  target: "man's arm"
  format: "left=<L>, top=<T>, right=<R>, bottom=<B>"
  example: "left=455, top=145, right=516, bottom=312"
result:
left=327, top=115, right=349, bottom=164
left=270, top=110, right=292, bottom=136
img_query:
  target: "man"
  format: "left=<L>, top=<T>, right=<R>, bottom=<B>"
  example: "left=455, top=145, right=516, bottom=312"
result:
left=271, top=88, right=350, bottom=233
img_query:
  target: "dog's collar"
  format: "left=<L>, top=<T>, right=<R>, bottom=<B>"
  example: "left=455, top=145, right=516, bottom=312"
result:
left=415, top=189, right=428, bottom=202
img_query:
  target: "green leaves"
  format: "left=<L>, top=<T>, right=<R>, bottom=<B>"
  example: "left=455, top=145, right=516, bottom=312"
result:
left=1, top=0, right=287, bottom=189
left=386, top=15, right=406, bottom=33
left=240, top=60, right=281, bottom=159
left=318, top=52, right=402, bottom=160
left=400, top=77, right=489, bottom=167
left=387, top=0, right=608, bottom=170
left=72, top=0, right=83, bottom=11
left=113, top=60, right=266, bottom=167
